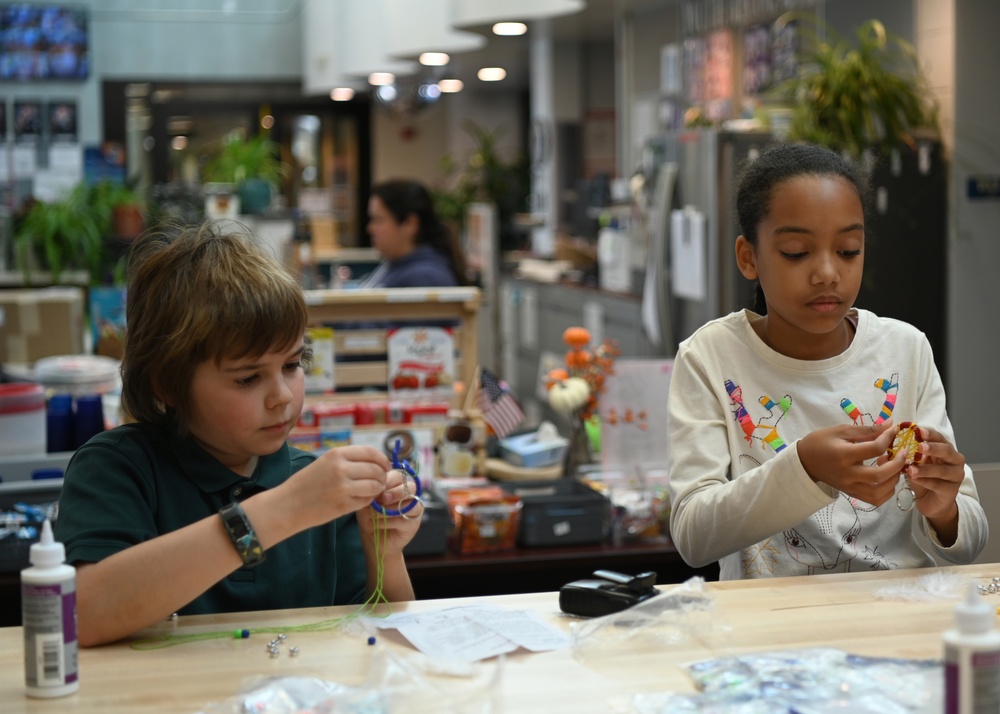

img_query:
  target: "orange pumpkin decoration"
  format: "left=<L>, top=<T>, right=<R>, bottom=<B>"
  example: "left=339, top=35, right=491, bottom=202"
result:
left=545, top=368, right=570, bottom=390
left=562, top=326, right=591, bottom=350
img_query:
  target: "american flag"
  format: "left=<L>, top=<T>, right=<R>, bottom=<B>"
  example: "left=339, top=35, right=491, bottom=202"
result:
left=477, top=368, right=524, bottom=438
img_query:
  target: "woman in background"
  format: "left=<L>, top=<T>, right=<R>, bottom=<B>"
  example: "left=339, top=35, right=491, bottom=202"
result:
left=359, top=179, right=467, bottom=288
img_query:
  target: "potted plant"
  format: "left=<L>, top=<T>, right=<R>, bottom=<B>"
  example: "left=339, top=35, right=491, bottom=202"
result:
left=13, top=182, right=105, bottom=285
left=770, top=16, right=940, bottom=156
left=202, top=131, right=287, bottom=215
left=432, top=120, right=530, bottom=252
left=89, top=179, right=146, bottom=240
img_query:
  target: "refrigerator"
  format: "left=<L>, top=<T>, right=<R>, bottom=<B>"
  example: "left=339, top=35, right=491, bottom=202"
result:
left=642, top=129, right=773, bottom=356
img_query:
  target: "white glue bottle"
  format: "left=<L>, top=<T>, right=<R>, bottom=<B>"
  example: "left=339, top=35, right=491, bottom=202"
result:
left=944, top=581, right=1000, bottom=713
left=21, top=519, right=78, bottom=698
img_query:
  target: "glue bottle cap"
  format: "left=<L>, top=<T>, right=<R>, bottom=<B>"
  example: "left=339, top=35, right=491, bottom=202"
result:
left=955, top=581, right=995, bottom=635
left=29, top=519, right=66, bottom=568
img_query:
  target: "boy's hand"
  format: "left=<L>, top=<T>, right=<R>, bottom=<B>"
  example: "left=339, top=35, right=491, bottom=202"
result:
left=357, top=468, right=423, bottom=554
left=290, top=445, right=391, bottom=528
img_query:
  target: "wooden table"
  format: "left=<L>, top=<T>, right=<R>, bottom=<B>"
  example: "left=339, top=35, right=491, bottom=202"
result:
left=3, top=563, right=996, bottom=713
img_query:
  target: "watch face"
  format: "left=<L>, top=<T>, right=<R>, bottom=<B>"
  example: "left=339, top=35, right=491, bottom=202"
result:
left=228, top=518, right=250, bottom=539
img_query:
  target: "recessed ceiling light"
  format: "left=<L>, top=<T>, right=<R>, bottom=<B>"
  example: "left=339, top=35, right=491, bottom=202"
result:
left=330, top=87, right=355, bottom=101
left=419, top=52, right=450, bottom=66
left=477, top=67, right=507, bottom=82
left=368, top=72, right=395, bottom=86
left=438, top=78, right=464, bottom=93
left=493, top=22, right=527, bottom=36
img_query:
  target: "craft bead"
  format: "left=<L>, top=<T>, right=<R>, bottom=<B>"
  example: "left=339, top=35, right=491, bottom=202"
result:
left=367, top=636, right=376, bottom=646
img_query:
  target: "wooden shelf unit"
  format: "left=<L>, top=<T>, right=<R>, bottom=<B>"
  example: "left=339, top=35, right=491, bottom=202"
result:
left=303, top=286, right=481, bottom=409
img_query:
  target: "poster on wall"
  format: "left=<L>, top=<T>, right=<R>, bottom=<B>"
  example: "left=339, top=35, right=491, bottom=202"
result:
left=743, top=24, right=772, bottom=97
left=682, top=35, right=706, bottom=107
left=703, top=28, right=734, bottom=123
left=48, top=99, right=77, bottom=141
left=13, top=98, right=41, bottom=141
left=771, top=18, right=800, bottom=85
left=599, top=359, right=673, bottom=473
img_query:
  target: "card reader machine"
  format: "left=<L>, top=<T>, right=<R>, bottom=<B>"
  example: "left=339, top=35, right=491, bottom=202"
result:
left=559, top=569, right=660, bottom=617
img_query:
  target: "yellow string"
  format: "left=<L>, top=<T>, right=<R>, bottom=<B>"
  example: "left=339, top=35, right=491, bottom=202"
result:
left=131, top=508, right=393, bottom=650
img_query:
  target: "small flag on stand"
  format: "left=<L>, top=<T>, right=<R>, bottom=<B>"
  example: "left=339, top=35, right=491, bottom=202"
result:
left=477, top=368, right=524, bottom=438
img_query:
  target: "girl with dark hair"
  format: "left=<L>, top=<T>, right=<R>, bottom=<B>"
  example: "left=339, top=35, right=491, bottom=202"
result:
left=666, top=142, right=986, bottom=581
left=360, top=179, right=467, bottom=288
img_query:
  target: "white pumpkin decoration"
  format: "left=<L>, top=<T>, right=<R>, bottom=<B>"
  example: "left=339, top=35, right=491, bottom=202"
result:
left=548, top=377, right=591, bottom=416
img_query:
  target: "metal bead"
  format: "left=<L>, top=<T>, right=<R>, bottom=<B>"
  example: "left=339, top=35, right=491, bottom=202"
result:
left=277, top=634, right=287, bottom=640
left=289, top=647, right=300, bottom=657
left=269, top=649, right=280, bottom=659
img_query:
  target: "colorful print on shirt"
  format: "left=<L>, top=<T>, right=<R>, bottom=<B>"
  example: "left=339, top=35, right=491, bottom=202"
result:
left=724, top=379, right=791, bottom=453
left=840, top=374, right=898, bottom=425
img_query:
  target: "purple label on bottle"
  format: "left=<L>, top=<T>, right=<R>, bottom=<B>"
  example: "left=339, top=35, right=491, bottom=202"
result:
left=63, top=590, right=76, bottom=644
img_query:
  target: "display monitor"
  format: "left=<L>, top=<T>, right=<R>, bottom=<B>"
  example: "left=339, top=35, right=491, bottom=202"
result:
left=0, top=3, right=89, bottom=81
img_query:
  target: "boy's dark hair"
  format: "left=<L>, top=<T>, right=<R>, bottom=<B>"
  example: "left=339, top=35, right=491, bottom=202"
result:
left=120, top=221, right=309, bottom=433
left=370, top=179, right=468, bottom=285
left=735, top=143, right=871, bottom=313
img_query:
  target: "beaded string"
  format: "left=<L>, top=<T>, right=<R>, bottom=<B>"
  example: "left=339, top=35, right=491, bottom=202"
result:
left=130, top=507, right=393, bottom=651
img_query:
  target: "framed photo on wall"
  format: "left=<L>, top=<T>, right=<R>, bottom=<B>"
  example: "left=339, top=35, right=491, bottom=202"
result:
left=48, top=99, right=77, bottom=141
left=13, top=99, right=41, bottom=141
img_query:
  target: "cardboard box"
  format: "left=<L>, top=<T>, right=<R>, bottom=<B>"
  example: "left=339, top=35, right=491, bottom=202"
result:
left=0, top=288, right=85, bottom=363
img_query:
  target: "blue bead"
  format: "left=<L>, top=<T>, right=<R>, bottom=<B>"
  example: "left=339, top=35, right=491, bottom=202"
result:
left=367, top=636, right=376, bottom=646
left=241, top=629, right=250, bottom=639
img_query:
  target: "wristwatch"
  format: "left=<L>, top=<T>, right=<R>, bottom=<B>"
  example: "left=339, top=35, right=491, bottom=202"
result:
left=219, top=501, right=265, bottom=567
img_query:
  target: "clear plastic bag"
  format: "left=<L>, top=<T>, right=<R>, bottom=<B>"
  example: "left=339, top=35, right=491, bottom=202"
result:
left=194, top=643, right=504, bottom=714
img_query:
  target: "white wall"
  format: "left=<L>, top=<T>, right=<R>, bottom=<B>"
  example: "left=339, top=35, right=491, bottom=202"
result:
left=371, top=88, right=525, bottom=188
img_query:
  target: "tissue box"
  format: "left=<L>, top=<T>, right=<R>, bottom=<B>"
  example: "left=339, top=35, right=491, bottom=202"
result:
left=499, top=431, right=569, bottom=468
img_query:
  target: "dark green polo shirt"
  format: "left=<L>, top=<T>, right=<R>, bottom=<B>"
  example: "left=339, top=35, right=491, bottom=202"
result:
left=54, top=423, right=367, bottom=616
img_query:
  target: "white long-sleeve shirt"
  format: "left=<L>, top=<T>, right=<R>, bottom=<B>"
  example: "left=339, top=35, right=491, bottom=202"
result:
left=667, top=309, right=987, bottom=580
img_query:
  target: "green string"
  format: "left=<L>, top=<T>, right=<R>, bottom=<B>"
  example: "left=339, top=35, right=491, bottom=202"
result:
left=131, top=508, right=393, bottom=651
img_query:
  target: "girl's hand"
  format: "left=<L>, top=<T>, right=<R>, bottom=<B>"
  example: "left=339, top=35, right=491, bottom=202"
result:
left=798, top=419, right=907, bottom=506
left=287, top=446, right=391, bottom=529
left=905, top=425, right=964, bottom=523
left=357, top=469, right=422, bottom=554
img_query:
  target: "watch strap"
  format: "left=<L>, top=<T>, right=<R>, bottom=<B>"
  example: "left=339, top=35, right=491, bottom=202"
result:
left=219, top=501, right=265, bottom=567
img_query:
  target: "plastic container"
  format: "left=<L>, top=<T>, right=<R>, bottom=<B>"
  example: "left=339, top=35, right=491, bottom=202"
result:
left=45, top=394, right=75, bottom=454
left=21, top=519, right=78, bottom=698
left=0, top=383, right=46, bottom=457
left=944, top=581, right=1000, bottom=713
left=499, top=479, right=610, bottom=547
left=33, top=355, right=121, bottom=398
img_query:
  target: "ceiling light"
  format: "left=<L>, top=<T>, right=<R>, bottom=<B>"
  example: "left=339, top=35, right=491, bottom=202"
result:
left=493, top=22, right=527, bottom=36
left=368, top=72, right=395, bottom=86
left=477, top=67, right=507, bottom=82
left=419, top=52, right=450, bottom=66
left=330, top=87, right=355, bottom=101
left=376, top=85, right=398, bottom=101
left=438, top=78, right=464, bottom=93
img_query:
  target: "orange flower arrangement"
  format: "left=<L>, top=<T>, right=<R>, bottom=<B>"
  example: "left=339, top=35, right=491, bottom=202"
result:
left=545, top=327, right=620, bottom=421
